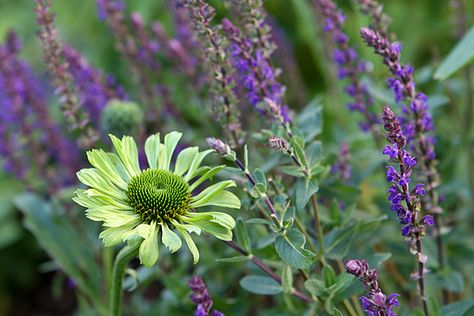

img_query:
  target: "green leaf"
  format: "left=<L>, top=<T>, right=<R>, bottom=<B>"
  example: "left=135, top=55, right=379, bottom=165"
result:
left=281, top=265, right=293, bottom=294
left=324, top=223, right=358, bottom=259
left=252, top=169, right=267, bottom=189
left=14, top=193, right=102, bottom=307
left=333, top=308, right=344, bottom=316
left=235, top=218, right=251, bottom=253
left=366, top=252, right=392, bottom=268
left=304, top=278, right=326, bottom=297
left=322, top=265, right=336, bottom=287
left=434, top=25, right=474, bottom=80
left=291, top=136, right=308, bottom=168
left=440, top=271, right=465, bottom=293
left=275, top=229, right=316, bottom=270
left=295, top=99, right=323, bottom=141
left=295, top=179, right=319, bottom=210
left=240, top=275, right=282, bottom=295
left=280, top=165, right=305, bottom=177
left=441, top=300, right=474, bottom=316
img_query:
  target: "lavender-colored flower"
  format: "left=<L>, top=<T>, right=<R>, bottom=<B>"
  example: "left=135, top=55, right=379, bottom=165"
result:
left=63, top=46, right=127, bottom=126
left=0, top=31, right=80, bottom=189
left=315, top=0, right=379, bottom=133
left=332, top=143, right=351, bottom=181
left=34, top=0, right=98, bottom=148
left=356, top=0, right=392, bottom=38
left=185, top=0, right=242, bottom=146
left=221, top=18, right=290, bottom=123
left=382, top=107, right=432, bottom=244
left=189, top=276, right=224, bottom=316
left=360, top=27, right=442, bottom=217
left=345, top=259, right=399, bottom=316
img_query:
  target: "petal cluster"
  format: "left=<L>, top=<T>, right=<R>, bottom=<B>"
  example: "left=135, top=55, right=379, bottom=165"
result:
left=74, top=132, right=241, bottom=267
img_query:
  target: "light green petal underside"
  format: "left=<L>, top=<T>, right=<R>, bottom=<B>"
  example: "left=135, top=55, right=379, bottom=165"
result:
left=183, top=149, right=214, bottom=182
left=138, top=221, right=160, bottom=267
left=86, top=207, right=139, bottom=227
left=186, top=211, right=236, bottom=229
left=99, top=219, right=140, bottom=247
left=161, top=131, right=182, bottom=171
left=189, top=165, right=225, bottom=192
left=189, top=180, right=236, bottom=207
left=73, top=189, right=104, bottom=208
left=109, top=135, right=141, bottom=178
left=181, top=213, right=234, bottom=241
left=77, top=168, right=127, bottom=201
left=82, top=189, right=131, bottom=210
left=161, top=222, right=182, bottom=253
left=174, top=147, right=198, bottom=176
left=174, top=221, right=200, bottom=264
left=190, top=190, right=241, bottom=209
left=86, top=150, right=128, bottom=190
left=144, top=133, right=161, bottom=169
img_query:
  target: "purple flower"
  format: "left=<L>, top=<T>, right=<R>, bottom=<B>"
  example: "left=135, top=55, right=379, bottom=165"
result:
left=315, top=0, right=378, bottom=132
left=189, top=276, right=224, bottom=316
left=345, top=259, right=399, bottom=315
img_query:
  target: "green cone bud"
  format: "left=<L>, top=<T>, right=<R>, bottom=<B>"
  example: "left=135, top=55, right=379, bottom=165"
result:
left=101, top=99, right=143, bottom=137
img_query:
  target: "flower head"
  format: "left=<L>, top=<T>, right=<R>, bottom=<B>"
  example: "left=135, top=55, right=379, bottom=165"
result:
left=74, top=132, right=240, bottom=267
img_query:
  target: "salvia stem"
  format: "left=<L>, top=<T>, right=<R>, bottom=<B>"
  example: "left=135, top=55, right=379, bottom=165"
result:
left=108, top=242, right=140, bottom=316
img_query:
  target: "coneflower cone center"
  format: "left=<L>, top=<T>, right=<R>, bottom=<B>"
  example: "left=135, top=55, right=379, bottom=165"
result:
left=126, top=169, right=190, bottom=223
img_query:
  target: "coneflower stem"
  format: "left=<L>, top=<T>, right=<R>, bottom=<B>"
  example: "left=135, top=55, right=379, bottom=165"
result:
left=108, top=242, right=140, bottom=316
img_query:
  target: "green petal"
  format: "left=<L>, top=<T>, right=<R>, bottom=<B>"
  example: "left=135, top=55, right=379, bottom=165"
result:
left=181, top=215, right=233, bottom=241
left=189, top=165, right=225, bottom=192
left=99, top=220, right=139, bottom=247
left=160, top=222, right=182, bottom=253
left=81, top=189, right=131, bottom=210
left=144, top=133, right=161, bottom=169
left=73, top=189, right=103, bottom=208
left=109, top=135, right=141, bottom=178
left=189, top=180, right=236, bottom=207
left=183, top=149, right=214, bottom=182
left=138, top=221, right=160, bottom=267
left=174, top=221, right=200, bottom=264
left=76, top=168, right=127, bottom=201
left=160, top=131, right=182, bottom=171
left=86, top=149, right=128, bottom=190
left=174, top=147, right=198, bottom=176
left=86, top=207, right=139, bottom=227
left=186, top=211, right=236, bottom=229
left=190, top=190, right=241, bottom=209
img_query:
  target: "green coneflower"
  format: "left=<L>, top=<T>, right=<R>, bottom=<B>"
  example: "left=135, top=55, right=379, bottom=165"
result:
left=73, top=131, right=240, bottom=267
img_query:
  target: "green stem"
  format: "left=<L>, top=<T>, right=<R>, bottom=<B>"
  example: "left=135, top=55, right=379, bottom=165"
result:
left=108, top=243, right=140, bottom=316
left=310, top=195, right=326, bottom=266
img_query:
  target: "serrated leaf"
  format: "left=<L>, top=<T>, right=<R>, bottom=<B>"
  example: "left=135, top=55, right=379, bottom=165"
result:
left=240, top=275, right=282, bottom=295
left=434, top=25, right=474, bottom=80
left=235, top=218, right=251, bottom=253
left=295, top=179, right=319, bottom=210
left=275, top=229, right=316, bottom=270
left=441, top=300, right=474, bottom=316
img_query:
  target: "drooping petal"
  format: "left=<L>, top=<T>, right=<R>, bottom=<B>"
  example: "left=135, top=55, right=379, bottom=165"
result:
left=181, top=215, right=233, bottom=241
left=189, top=180, right=236, bottom=207
left=77, top=168, right=127, bottom=200
left=174, top=147, right=199, bottom=176
left=109, top=135, right=141, bottom=177
left=144, top=133, right=161, bottom=169
left=99, top=220, right=140, bottom=247
left=186, top=211, right=236, bottom=229
left=138, top=221, right=160, bottom=267
left=189, top=165, right=225, bottom=192
left=86, top=207, right=139, bottom=227
left=174, top=221, right=200, bottom=264
left=183, top=149, right=214, bottom=182
left=161, top=222, right=182, bottom=253
left=160, top=131, right=182, bottom=171
left=86, top=149, right=128, bottom=190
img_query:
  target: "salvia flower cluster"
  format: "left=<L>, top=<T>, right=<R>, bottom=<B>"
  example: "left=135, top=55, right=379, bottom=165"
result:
left=345, top=259, right=400, bottom=316
left=315, top=0, right=378, bottom=132
left=0, top=31, right=79, bottom=190
left=189, top=276, right=224, bottom=316
left=382, top=107, right=433, bottom=249
left=360, top=28, right=441, bottom=216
